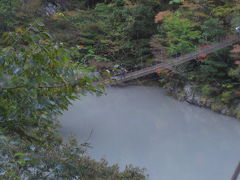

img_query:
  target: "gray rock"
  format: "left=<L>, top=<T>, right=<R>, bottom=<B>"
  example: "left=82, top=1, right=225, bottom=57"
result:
left=44, top=2, right=57, bottom=16
left=237, top=103, right=240, bottom=110
left=183, top=84, right=195, bottom=102
left=192, top=92, right=202, bottom=105
left=221, top=108, right=229, bottom=114
left=162, top=81, right=237, bottom=118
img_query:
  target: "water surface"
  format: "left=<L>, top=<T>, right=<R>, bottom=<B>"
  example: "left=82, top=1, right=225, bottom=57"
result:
left=60, top=86, right=240, bottom=180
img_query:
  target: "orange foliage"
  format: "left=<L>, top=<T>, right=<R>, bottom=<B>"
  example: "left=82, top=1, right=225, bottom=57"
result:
left=154, top=10, right=172, bottom=23
left=123, top=0, right=135, bottom=7
left=156, top=68, right=172, bottom=75
left=180, top=1, right=201, bottom=9
left=88, top=60, right=113, bottom=71
left=198, top=54, right=208, bottom=62
left=234, top=61, right=240, bottom=65
left=234, top=90, right=240, bottom=96
left=230, top=44, right=240, bottom=62
left=231, top=44, right=240, bottom=53
left=149, top=38, right=169, bottom=62
left=197, top=44, right=209, bottom=62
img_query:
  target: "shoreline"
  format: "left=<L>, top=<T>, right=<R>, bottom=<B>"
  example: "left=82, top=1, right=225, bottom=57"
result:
left=119, top=79, right=240, bottom=120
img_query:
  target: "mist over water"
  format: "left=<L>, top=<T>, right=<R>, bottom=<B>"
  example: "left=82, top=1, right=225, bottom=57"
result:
left=60, top=86, right=240, bottom=180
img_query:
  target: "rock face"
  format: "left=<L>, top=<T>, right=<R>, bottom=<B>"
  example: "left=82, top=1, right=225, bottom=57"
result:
left=183, top=84, right=195, bottom=102
left=165, top=83, right=239, bottom=119
left=183, top=84, right=204, bottom=106
left=126, top=78, right=239, bottom=119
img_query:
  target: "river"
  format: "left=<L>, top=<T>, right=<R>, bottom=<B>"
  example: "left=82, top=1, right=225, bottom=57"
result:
left=60, top=86, right=240, bottom=180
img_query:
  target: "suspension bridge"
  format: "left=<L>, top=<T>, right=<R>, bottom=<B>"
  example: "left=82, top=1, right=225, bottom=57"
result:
left=1, top=34, right=240, bottom=90
left=104, top=34, right=240, bottom=85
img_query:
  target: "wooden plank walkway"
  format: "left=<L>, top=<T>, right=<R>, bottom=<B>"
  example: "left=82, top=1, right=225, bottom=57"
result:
left=105, top=34, right=240, bottom=85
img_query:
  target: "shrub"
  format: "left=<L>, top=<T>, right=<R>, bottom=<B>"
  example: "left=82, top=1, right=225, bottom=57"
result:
left=0, top=134, right=147, bottom=180
left=0, top=23, right=102, bottom=139
left=220, top=91, right=233, bottom=104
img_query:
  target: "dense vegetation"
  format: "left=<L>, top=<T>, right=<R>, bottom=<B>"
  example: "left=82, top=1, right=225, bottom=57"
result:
left=0, top=0, right=239, bottom=179
left=0, top=134, right=146, bottom=179
left=20, top=0, right=239, bottom=117
left=0, top=23, right=146, bottom=179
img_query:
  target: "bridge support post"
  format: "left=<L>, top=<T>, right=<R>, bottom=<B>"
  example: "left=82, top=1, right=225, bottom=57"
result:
left=231, top=162, right=240, bottom=180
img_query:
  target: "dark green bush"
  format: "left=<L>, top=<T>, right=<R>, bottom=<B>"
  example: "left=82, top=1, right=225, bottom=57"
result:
left=0, top=134, right=147, bottom=180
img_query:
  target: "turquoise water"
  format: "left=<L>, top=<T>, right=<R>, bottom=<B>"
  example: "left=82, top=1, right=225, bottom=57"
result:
left=60, top=86, right=240, bottom=180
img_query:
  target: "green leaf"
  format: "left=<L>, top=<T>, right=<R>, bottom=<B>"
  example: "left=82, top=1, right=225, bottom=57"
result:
left=14, top=153, right=27, bottom=157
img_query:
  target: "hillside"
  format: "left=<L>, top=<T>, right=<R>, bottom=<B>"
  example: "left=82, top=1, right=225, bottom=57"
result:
left=0, top=0, right=240, bottom=179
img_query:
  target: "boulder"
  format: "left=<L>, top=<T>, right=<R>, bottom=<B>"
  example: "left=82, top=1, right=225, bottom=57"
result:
left=183, top=84, right=195, bottom=102
left=44, top=2, right=58, bottom=16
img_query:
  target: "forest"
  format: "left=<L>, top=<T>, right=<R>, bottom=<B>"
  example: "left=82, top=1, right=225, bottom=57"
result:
left=0, top=0, right=240, bottom=179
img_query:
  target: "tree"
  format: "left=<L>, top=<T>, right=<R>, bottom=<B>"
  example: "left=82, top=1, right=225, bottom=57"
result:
left=0, top=0, right=20, bottom=32
left=154, top=10, right=172, bottom=23
left=200, top=18, right=225, bottom=43
left=229, top=45, right=240, bottom=82
left=124, top=3, right=155, bottom=39
left=156, top=12, right=201, bottom=56
left=0, top=23, right=102, bottom=140
left=0, top=135, right=146, bottom=179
